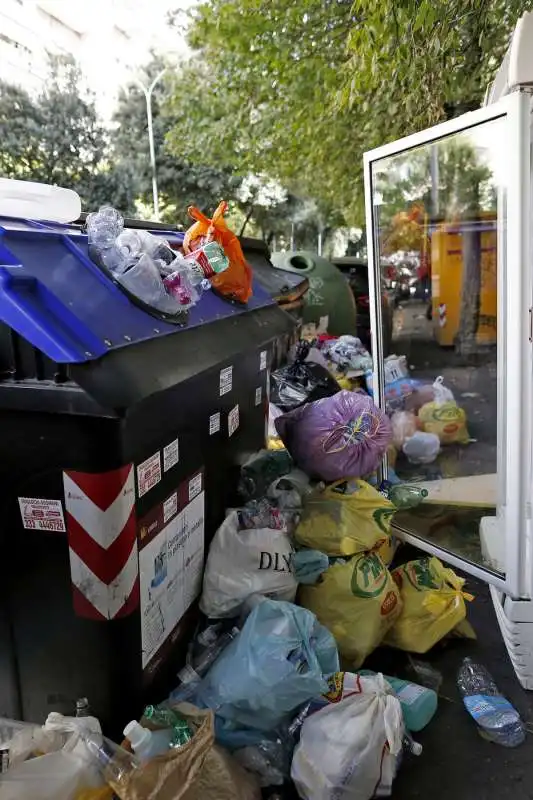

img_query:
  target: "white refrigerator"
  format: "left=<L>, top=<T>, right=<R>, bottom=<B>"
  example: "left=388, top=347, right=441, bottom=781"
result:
left=363, top=12, right=533, bottom=687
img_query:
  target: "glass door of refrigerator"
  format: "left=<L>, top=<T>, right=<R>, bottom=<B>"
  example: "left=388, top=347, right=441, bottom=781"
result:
left=364, top=92, right=531, bottom=595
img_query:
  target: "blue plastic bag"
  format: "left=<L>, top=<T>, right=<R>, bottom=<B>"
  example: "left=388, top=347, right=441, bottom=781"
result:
left=194, top=599, right=339, bottom=740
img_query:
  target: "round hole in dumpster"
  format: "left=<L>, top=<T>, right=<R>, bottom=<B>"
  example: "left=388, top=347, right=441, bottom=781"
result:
left=289, top=254, right=314, bottom=271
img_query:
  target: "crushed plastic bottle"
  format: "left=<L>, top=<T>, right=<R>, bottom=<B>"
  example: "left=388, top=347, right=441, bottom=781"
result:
left=171, top=627, right=240, bottom=703
left=82, top=731, right=140, bottom=799
left=86, top=206, right=129, bottom=275
left=387, top=484, right=428, bottom=509
left=457, top=657, right=526, bottom=747
left=143, top=705, right=192, bottom=748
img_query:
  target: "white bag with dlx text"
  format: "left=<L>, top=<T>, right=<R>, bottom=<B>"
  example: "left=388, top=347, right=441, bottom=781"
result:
left=200, top=511, right=297, bottom=618
left=291, top=673, right=404, bottom=800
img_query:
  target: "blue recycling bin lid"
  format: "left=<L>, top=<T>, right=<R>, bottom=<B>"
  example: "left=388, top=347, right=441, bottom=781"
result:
left=0, top=217, right=275, bottom=364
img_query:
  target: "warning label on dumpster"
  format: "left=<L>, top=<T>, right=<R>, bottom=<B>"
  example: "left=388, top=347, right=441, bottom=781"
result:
left=139, top=472, right=205, bottom=670
left=137, top=451, right=162, bottom=497
left=18, top=497, right=66, bottom=532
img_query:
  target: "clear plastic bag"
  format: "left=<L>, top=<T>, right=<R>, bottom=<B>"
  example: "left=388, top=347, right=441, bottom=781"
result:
left=118, top=254, right=189, bottom=314
left=193, top=599, right=339, bottom=740
left=390, top=411, right=419, bottom=450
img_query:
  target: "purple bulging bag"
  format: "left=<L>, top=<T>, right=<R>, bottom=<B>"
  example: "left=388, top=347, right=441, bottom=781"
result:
left=275, top=390, right=392, bottom=481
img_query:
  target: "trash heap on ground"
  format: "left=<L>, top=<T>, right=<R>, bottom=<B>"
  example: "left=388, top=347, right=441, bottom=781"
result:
left=0, top=298, right=521, bottom=799
left=0, top=322, right=493, bottom=800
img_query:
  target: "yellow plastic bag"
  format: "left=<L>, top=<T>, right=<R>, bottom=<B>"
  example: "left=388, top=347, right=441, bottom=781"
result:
left=418, top=402, right=470, bottom=445
left=299, top=552, right=402, bottom=667
left=295, top=479, right=396, bottom=556
left=385, top=556, right=474, bottom=653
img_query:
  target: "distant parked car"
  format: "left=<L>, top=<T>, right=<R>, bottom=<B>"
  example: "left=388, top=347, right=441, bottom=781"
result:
left=331, top=257, right=393, bottom=355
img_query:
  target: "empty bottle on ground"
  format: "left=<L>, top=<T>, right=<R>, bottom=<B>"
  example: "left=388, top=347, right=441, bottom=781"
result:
left=457, top=657, right=526, bottom=747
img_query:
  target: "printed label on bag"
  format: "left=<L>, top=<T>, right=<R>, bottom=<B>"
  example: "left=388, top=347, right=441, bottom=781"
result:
left=255, top=386, right=262, bottom=406
left=137, top=452, right=161, bottom=497
left=18, top=497, right=66, bottom=532
left=163, top=437, right=179, bottom=472
left=209, top=412, right=221, bottom=435
left=260, top=350, right=267, bottom=371
left=219, top=366, right=233, bottom=396
left=228, top=404, right=240, bottom=437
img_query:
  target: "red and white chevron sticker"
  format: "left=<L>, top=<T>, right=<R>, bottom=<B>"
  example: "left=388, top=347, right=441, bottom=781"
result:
left=63, top=465, right=139, bottom=620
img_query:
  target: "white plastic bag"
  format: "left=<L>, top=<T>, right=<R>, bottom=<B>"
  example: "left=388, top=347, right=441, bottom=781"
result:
left=291, top=673, right=404, bottom=800
left=402, top=431, right=441, bottom=465
left=432, top=375, right=455, bottom=404
left=200, top=511, right=297, bottom=617
left=0, top=715, right=104, bottom=800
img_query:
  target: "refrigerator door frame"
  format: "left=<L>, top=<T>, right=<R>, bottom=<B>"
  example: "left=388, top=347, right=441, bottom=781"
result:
left=363, top=90, right=532, bottom=598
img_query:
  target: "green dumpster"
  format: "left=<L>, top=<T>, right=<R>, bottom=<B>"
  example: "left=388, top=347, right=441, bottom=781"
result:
left=270, top=251, right=356, bottom=335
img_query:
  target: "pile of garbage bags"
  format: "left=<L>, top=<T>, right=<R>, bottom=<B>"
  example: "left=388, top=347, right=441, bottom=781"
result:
left=269, top=330, right=470, bottom=477
left=0, top=435, right=475, bottom=800
left=367, top=362, right=470, bottom=468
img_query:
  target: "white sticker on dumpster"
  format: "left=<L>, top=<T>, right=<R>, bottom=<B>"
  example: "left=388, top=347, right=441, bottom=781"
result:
left=219, top=366, right=233, bottom=396
left=163, top=437, right=179, bottom=472
left=137, top=452, right=161, bottom=497
left=18, top=497, right=66, bottom=532
left=260, top=350, right=267, bottom=371
left=139, top=490, right=205, bottom=669
left=209, top=412, right=221, bottom=435
left=255, top=386, right=262, bottom=406
left=228, top=404, right=240, bottom=437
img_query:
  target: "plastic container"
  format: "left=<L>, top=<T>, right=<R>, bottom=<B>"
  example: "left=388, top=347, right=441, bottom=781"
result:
left=359, top=671, right=437, bottom=732
left=123, top=720, right=173, bottom=762
left=0, top=177, right=81, bottom=222
left=457, top=657, right=526, bottom=747
left=82, top=732, right=140, bottom=799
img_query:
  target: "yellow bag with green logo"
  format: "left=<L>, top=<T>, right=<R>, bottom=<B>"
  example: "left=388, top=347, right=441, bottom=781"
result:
left=299, top=552, right=402, bottom=667
left=295, top=479, right=396, bottom=557
left=384, top=556, right=474, bottom=653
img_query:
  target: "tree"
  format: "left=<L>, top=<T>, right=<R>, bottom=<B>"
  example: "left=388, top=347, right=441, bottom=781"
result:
left=112, top=57, right=244, bottom=224
left=166, top=0, right=531, bottom=225
left=0, top=55, right=137, bottom=213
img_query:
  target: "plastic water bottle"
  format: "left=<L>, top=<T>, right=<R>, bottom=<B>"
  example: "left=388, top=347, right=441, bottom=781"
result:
left=123, top=720, right=173, bottom=762
left=82, top=731, right=140, bottom=799
left=457, top=657, right=526, bottom=747
left=387, top=484, right=428, bottom=509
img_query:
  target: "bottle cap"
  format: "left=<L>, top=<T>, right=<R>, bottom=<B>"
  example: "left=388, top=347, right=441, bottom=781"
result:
left=123, top=721, right=151, bottom=751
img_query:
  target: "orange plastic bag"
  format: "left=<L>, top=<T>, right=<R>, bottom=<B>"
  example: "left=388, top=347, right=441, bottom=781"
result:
left=183, top=201, right=253, bottom=303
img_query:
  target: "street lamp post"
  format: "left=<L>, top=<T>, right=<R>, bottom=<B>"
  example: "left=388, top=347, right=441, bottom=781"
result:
left=135, top=68, right=167, bottom=221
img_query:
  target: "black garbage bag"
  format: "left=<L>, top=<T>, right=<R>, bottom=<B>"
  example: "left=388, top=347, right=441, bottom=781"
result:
left=270, top=341, right=340, bottom=411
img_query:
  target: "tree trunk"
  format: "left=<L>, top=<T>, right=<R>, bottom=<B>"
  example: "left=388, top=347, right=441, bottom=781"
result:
left=239, top=204, right=255, bottom=237
left=456, top=205, right=482, bottom=357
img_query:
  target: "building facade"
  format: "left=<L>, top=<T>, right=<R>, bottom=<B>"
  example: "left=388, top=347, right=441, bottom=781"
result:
left=0, top=0, right=185, bottom=116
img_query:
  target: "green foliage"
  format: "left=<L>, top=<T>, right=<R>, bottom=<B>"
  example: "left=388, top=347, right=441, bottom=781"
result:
left=166, top=0, right=531, bottom=225
left=0, top=55, right=134, bottom=213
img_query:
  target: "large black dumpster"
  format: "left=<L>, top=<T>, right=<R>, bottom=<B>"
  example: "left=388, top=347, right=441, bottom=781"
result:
left=0, top=215, right=296, bottom=735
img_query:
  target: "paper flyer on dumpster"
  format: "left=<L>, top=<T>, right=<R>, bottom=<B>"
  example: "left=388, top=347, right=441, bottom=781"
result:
left=139, top=472, right=204, bottom=670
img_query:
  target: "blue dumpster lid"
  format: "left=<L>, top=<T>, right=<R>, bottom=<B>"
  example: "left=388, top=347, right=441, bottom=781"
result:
left=0, top=216, right=275, bottom=364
